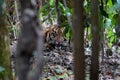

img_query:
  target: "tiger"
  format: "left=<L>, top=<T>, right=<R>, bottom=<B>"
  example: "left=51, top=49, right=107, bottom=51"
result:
left=43, top=25, right=64, bottom=50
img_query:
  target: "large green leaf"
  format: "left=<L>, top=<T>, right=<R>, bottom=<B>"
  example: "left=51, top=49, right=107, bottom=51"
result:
left=117, top=0, right=120, bottom=4
left=0, top=66, right=5, bottom=73
left=112, top=14, right=119, bottom=25
left=105, top=19, right=111, bottom=28
left=39, top=4, right=49, bottom=13
left=107, top=0, right=114, bottom=13
left=49, top=0, right=54, bottom=6
left=114, top=3, right=120, bottom=11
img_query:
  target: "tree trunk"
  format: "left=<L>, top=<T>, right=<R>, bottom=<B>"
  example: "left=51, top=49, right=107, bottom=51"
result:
left=90, top=0, right=100, bottom=80
left=55, top=0, right=61, bottom=27
left=72, top=0, right=85, bottom=80
left=15, top=0, right=44, bottom=80
left=0, top=0, right=12, bottom=80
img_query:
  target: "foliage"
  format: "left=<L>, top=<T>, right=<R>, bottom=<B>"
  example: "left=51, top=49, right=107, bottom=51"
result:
left=39, top=0, right=56, bottom=24
left=100, top=0, right=120, bottom=47
left=38, top=0, right=120, bottom=47
left=39, top=0, right=72, bottom=39
left=3, top=0, right=120, bottom=80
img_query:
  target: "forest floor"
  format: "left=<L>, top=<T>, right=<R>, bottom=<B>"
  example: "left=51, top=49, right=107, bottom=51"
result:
left=10, top=40, right=120, bottom=80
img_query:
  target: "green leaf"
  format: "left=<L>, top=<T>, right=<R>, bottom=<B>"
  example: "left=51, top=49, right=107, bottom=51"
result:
left=57, top=73, right=68, bottom=79
left=67, top=70, right=73, bottom=75
left=50, top=0, right=54, bottom=6
left=39, top=4, right=49, bottom=12
left=112, top=14, right=119, bottom=25
left=48, top=76, right=57, bottom=80
left=107, top=0, right=114, bottom=13
left=54, top=68, right=62, bottom=74
left=117, top=0, right=120, bottom=4
left=107, top=28, right=113, bottom=38
left=114, top=3, right=120, bottom=11
left=59, top=2, right=66, bottom=11
left=0, top=66, right=5, bottom=73
left=66, top=28, right=72, bottom=38
left=108, top=43, right=112, bottom=47
left=110, top=36, right=115, bottom=43
left=63, top=26, right=69, bottom=36
left=105, top=19, right=111, bottom=28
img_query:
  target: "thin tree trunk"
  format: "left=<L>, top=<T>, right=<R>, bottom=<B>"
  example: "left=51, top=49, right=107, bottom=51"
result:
left=90, top=0, right=100, bottom=80
left=14, top=0, right=20, bottom=39
left=100, top=16, right=105, bottom=64
left=55, top=0, right=61, bottom=27
left=72, top=0, right=85, bottom=80
left=0, top=0, right=12, bottom=80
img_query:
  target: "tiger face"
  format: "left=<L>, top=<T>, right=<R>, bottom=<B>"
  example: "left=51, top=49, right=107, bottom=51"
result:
left=43, top=25, right=64, bottom=49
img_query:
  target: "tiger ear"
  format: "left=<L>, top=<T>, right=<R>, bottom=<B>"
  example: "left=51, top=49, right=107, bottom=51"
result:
left=49, top=25, right=56, bottom=33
